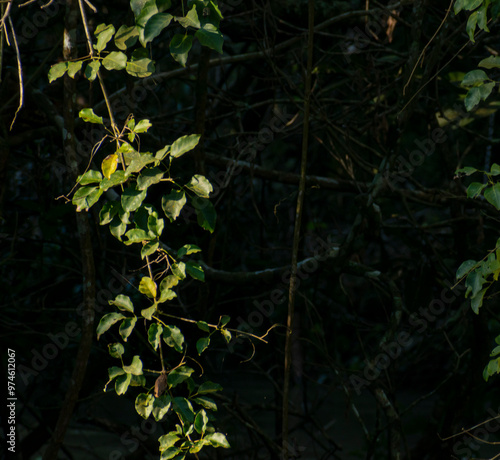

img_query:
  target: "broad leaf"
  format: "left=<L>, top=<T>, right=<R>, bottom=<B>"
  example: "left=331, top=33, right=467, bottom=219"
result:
left=102, top=154, right=119, bottom=179
left=186, top=175, right=213, bottom=198
left=479, top=56, right=500, bottom=69
left=126, top=48, right=155, bottom=77
left=108, top=342, right=125, bottom=358
left=141, top=240, right=159, bottom=259
left=172, top=397, right=195, bottom=424
left=144, top=13, right=173, bottom=44
left=177, top=244, right=201, bottom=257
left=171, top=134, right=200, bottom=158
left=48, top=61, right=68, bottom=83
left=195, top=23, right=224, bottom=54
left=67, top=60, right=83, bottom=78
left=167, top=365, right=194, bottom=387
left=79, top=108, right=103, bottom=124
left=484, top=183, right=500, bottom=210
left=197, top=381, right=222, bottom=394
left=193, top=197, right=216, bottom=232
left=109, top=294, right=135, bottom=313
left=204, top=432, right=230, bottom=448
left=115, top=24, right=139, bottom=50
left=185, top=260, right=205, bottom=281
left=170, top=34, right=194, bottom=67
left=137, top=167, right=164, bottom=190
left=122, top=184, right=147, bottom=212
left=100, top=171, right=128, bottom=191
left=196, top=337, right=210, bottom=355
left=84, top=60, right=101, bottom=81
left=465, top=82, right=495, bottom=111
left=163, top=325, right=184, bottom=352
left=153, top=395, right=172, bottom=421
left=466, top=182, right=486, bottom=198
left=193, top=396, right=217, bottom=411
left=103, top=51, right=128, bottom=71
left=194, top=409, right=208, bottom=435
left=97, top=314, right=126, bottom=342
left=123, top=355, right=143, bottom=375
left=119, top=317, right=137, bottom=341
left=139, top=276, right=157, bottom=298
left=77, top=169, right=103, bottom=185
left=141, top=305, right=157, bottom=320
left=94, top=24, right=115, bottom=53
left=162, top=190, right=187, bottom=222
left=177, top=5, right=200, bottom=28
left=115, top=373, right=132, bottom=395
left=135, top=393, right=155, bottom=419
left=148, top=323, right=163, bottom=350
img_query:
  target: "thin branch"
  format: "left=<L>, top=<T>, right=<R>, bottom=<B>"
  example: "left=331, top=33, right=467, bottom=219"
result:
left=8, top=16, right=23, bottom=130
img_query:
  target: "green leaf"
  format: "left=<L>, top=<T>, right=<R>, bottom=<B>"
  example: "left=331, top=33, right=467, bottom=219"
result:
left=77, top=169, right=103, bottom=185
left=130, top=374, right=146, bottom=386
left=195, top=23, right=224, bottom=54
left=484, top=183, right=500, bottom=210
left=455, top=166, right=478, bottom=176
left=462, top=69, right=489, bottom=87
left=167, top=365, right=194, bottom=387
left=163, top=325, right=185, bottom=353
left=115, top=24, right=139, bottom=50
left=144, top=13, right=174, bottom=44
left=159, top=432, right=181, bottom=451
left=197, top=381, right=222, bottom=394
left=185, top=260, right=205, bottom=281
left=148, top=214, right=164, bottom=237
left=134, top=119, right=153, bottom=133
left=123, top=355, right=143, bottom=375
left=172, top=397, right=195, bottom=424
left=79, top=108, right=104, bottom=124
left=148, top=323, right=163, bottom=350
left=465, top=83, right=495, bottom=111
left=170, top=34, right=194, bottom=67
left=193, top=197, right=216, bottom=232
left=158, top=288, right=177, bottom=303
left=477, top=5, right=489, bottom=32
left=135, top=393, right=155, bottom=419
left=160, top=447, right=182, bottom=460
left=153, top=395, right=172, bottom=421
left=125, top=228, right=152, bottom=245
left=471, top=287, right=488, bottom=314
left=491, top=164, right=500, bottom=175
left=94, top=24, right=115, bottom=53
left=141, top=305, right=157, bottom=320
left=84, top=60, right=101, bottom=81
left=172, top=262, right=186, bottom=280
left=466, top=182, right=486, bottom=198
left=194, top=409, right=208, bottom=435
left=204, top=432, right=230, bottom=448
left=186, top=174, right=213, bottom=198
left=100, top=171, right=128, bottom=191
left=108, top=366, right=125, bottom=381
left=109, top=294, right=135, bottom=313
left=479, top=56, right=500, bottom=69
left=177, top=5, right=200, bottom=28
left=97, top=312, right=125, bottom=340
left=196, top=337, right=210, bottom=355
left=122, top=184, right=147, bottom=212
left=193, top=396, right=217, bottom=411
left=454, top=0, right=465, bottom=14
left=48, top=61, right=68, bottom=83
left=126, top=48, right=155, bottom=78
left=110, top=215, right=127, bottom=240
left=466, top=11, right=478, bottom=42
left=196, top=321, right=210, bottom=332
left=108, top=342, right=125, bottom=358
left=490, top=345, right=500, bottom=357
left=73, top=186, right=103, bottom=212
left=119, top=317, right=137, bottom=341
left=139, top=276, right=157, bottom=298
left=162, top=190, right=187, bottom=222
left=465, top=269, right=486, bottom=298
left=141, top=240, right=159, bottom=259
left=67, top=60, right=83, bottom=78
left=126, top=151, right=156, bottom=176
left=219, top=315, right=230, bottom=326
left=160, top=275, right=179, bottom=291
left=171, top=134, right=200, bottom=158
left=177, top=244, right=201, bottom=258
left=137, top=167, right=165, bottom=190
left=115, top=372, right=132, bottom=395
left=103, top=51, right=128, bottom=71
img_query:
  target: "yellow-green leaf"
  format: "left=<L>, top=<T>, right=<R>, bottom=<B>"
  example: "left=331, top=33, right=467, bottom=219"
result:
left=102, top=154, right=119, bottom=179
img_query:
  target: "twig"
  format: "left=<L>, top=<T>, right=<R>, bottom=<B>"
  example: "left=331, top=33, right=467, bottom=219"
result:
left=8, top=16, right=23, bottom=129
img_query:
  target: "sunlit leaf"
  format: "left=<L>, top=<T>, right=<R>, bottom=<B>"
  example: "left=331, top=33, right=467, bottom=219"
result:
left=163, top=325, right=184, bottom=352
left=115, top=24, right=139, bottom=50
left=171, top=134, right=200, bottom=158
left=79, top=108, right=103, bottom=124
left=94, top=23, right=115, bottom=53
left=135, top=393, right=155, bottom=419
left=123, top=355, right=143, bottom=375
left=103, top=51, right=128, bottom=71
left=102, top=154, right=119, bottom=179
left=108, top=342, right=125, bottom=358
left=48, top=61, right=68, bottom=83
left=144, top=13, right=173, bottom=44
left=170, top=34, right=194, bottom=67
left=139, top=276, right=157, bottom=298
left=148, top=323, right=163, bottom=350
left=162, top=190, right=187, bottom=222
left=119, top=317, right=137, bottom=341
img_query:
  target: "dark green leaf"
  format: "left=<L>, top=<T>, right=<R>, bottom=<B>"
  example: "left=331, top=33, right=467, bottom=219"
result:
left=185, top=261, right=205, bottom=281
left=97, top=312, right=125, bottom=340
left=195, top=23, right=223, bottom=54
left=193, top=197, right=216, bottom=232
left=141, top=240, right=159, bottom=259
left=163, top=325, right=184, bottom=352
left=177, top=244, right=201, bottom=258
left=167, top=365, right=194, bottom=387
left=100, top=171, right=128, bottom=191
left=194, top=409, right=208, bottom=435
left=144, top=13, right=173, bottom=44
left=197, top=381, right=222, bottom=394
left=172, top=397, right=195, bottom=424
left=465, top=83, right=495, bottom=111
left=219, top=315, right=230, bottom=326
left=193, top=396, right=217, bottom=411
left=466, top=182, right=486, bottom=198
left=484, top=183, right=500, bottom=210
left=115, top=372, right=132, bottom=395
left=471, top=287, right=488, bottom=314
left=196, top=337, right=210, bottom=355
left=148, top=323, right=163, bottom=350
left=196, top=321, right=210, bottom=332
left=491, top=163, right=500, bottom=175
left=479, top=56, right=500, bottom=69
left=170, top=34, right=194, bottom=67
left=110, top=215, right=127, bottom=240
left=455, top=166, right=478, bottom=176
left=137, top=167, right=164, bottom=190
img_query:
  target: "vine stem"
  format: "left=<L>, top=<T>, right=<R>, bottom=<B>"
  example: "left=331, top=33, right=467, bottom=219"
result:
left=282, top=0, right=314, bottom=458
